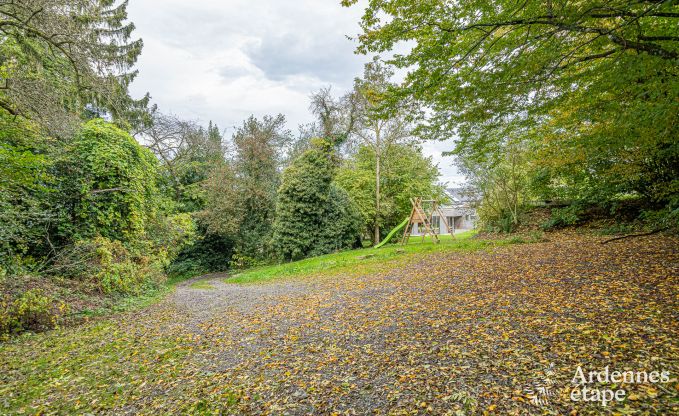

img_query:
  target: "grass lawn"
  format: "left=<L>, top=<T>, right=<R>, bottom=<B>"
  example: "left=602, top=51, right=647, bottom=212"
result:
left=189, top=280, right=216, bottom=290
left=226, top=230, right=507, bottom=284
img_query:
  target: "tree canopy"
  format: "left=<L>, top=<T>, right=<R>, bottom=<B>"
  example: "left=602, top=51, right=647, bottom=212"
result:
left=0, top=0, right=148, bottom=134
left=344, top=0, right=679, bottom=220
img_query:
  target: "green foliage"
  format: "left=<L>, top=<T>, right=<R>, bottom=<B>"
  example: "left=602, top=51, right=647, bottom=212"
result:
left=310, top=185, right=363, bottom=257
left=57, top=119, right=160, bottom=243
left=462, top=142, right=529, bottom=232
left=480, top=210, right=518, bottom=234
left=197, top=115, right=291, bottom=264
left=336, top=144, right=443, bottom=238
left=54, top=237, right=165, bottom=295
left=167, top=232, right=235, bottom=279
left=229, top=250, right=266, bottom=271
left=0, top=0, right=148, bottom=134
left=0, top=115, right=52, bottom=272
left=639, top=205, right=679, bottom=233
left=541, top=205, right=584, bottom=231
left=0, top=289, right=64, bottom=337
left=345, top=0, right=679, bottom=223
left=231, top=115, right=290, bottom=259
left=147, top=213, right=198, bottom=266
left=273, top=138, right=361, bottom=260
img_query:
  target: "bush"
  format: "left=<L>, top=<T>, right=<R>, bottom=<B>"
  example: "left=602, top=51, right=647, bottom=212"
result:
left=167, top=232, right=235, bottom=279
left=229, top=250, right=267, bottom=270
left=0, top=289, right=66, bottom=337
left=480, top=209, right=518, bottom=233
left=541, top=205, right=583, bottom=230
left=53, top=237, right=165, bottom=295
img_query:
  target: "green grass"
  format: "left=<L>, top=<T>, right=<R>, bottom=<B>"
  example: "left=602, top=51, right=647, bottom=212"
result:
left=226, top=231, right=510, bottom=285
left=189, top=280, right=215, bottom=290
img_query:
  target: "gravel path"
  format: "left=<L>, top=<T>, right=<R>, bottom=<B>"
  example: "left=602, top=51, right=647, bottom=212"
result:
left=138, top=233, right=678, bottom=415
left=2, top=233, right=677, bottom=415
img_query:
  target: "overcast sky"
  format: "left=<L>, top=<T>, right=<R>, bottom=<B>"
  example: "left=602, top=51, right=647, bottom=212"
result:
left=127, top=0, right=463, bottom=185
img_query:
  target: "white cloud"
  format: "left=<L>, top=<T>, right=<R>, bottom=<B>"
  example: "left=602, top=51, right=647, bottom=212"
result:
left=127, top=0, right=463, bottom=183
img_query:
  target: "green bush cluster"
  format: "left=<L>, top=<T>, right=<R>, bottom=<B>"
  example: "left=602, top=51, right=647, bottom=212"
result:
left=55, top=237, right=165, bottom=295
left=479, top=209, right=519, bottom=234
left=0, top=289, right=66, bottom=338
left=541, top=205, right=583, bottom=230
left=1, top=117, right=202, bottom=337
left=229, top=250, right=267, bottom=270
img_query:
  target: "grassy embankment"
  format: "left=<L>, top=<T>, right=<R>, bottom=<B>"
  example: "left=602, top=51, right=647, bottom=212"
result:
left=227, top=230, right=505, bottom=284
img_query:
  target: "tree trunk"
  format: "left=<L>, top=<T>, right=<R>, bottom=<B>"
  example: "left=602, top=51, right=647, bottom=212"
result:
left=374, top=153, right=381, bottom=244
left=374, top=129, right=381, bottom=245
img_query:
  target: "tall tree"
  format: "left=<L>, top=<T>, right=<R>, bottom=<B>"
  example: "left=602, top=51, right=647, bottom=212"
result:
left=0, top=0, right=148, bottom=134
left=336, top=143, right=443, bottom=239
left=273, top=138, right=361, bottom=260
left=350, top=59, right=415, bottom=243
left=230, top=114, right=291, bottom=257
left=308, top=86, right=358, bottom=147
left=142, top=112, right=223, bottom=212
left=344, top=0, right=679, bottom=208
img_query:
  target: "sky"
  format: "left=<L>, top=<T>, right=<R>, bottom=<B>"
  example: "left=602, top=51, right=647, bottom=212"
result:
left=127, top=0, right=464, bottom=186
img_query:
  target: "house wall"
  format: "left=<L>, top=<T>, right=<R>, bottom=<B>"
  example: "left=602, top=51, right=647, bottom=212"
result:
left=410, top=206, right=477, bottom=236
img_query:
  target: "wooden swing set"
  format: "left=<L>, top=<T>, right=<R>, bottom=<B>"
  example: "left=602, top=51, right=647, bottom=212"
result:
left=401, top=197, right=454, bottom=245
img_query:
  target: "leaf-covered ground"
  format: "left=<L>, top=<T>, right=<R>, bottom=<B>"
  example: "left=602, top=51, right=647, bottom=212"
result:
left=1, top=232, right=677, bottom=415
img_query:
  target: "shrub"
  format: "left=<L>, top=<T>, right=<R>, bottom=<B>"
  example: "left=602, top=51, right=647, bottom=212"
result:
left=0, top=289, right=66, bottom=337
left=480, top=209, right=518, bottom=233
left=541, top=205, right=583, bottom=230
left=167, top=232, right=235, bottom=279
left=53, top=237, right=165, bottom=295
left=229, top=250, right=266, bottom=270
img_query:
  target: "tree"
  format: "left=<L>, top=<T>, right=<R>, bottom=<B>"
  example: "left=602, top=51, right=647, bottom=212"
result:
left=55, top=119, right=160, bottom=243
left=336, top=144, right=443, bottom=238
left=198, top=114, right=292, bottom=261
left=0, top=0, right=148, bottom=135
left=458, top=141, right=530, bottom=232
left=344, top=0, right=679, bottom=210
left=198, top=162, right=241, bottom=237
left=273, top=138, right=361, bottom=260
left=229, top=114, right=291, bottom=258
left=350, top=59, right=415, bottom=243
left=308, top=87, right=358, bottom=147
left=142, top=111, right=224, bottom=212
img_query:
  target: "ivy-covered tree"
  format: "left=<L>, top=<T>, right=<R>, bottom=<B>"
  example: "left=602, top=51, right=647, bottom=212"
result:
left=273, top=138, right=361, bottom=260
left=55, top=119, right=160, bottom=243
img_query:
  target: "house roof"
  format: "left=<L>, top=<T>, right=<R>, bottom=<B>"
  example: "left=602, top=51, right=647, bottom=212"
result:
left=445, top=187, right=477, bottom=204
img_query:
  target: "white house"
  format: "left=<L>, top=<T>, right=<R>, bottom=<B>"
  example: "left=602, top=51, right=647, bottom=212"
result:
left=411, top=188, right=478, bottom=235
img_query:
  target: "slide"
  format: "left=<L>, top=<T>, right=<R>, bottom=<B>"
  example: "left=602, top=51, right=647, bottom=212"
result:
left=374, top=217, right=409, bottom=249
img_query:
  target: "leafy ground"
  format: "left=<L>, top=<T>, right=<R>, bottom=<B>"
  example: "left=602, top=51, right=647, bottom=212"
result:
left=1, top=232, right=677, bottom=415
